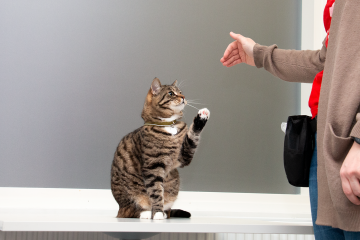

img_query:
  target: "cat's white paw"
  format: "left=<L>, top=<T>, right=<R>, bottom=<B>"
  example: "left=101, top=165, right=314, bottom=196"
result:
left=140, top=211, right=152, bottom=219
left=153, top=212, right=166, bottom=220
left=198, top=108, right=210, bottom=120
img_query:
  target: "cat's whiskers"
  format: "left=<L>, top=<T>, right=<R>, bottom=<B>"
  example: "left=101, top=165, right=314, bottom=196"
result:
left=187, top=101, right=205, bottom=105
left=186, top=98, right=205, bottom=105
left=186, top=103, right=200, bottom=110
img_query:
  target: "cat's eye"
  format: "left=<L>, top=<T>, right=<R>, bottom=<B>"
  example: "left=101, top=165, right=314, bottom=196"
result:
left=168, top=91, right=174, bottom=96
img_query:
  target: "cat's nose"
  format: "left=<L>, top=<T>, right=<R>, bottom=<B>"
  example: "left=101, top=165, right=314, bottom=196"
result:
left=179, top=95, right=185, bottom=103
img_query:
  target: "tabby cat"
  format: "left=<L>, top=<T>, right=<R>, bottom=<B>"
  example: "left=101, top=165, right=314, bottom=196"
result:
left=111, top=77, right=210, bottom=220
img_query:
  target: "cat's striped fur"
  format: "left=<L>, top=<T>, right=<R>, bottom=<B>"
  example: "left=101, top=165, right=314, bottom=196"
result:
left=111, top=78, right=209, bottom=220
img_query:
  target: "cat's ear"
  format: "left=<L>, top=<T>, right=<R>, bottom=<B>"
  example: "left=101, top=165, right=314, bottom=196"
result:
left=151, top=78, right=162, bottom=95
left=172, top=80, right=178, bottom=86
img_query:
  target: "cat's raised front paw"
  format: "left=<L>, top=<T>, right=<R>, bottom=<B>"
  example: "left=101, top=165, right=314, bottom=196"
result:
left=153, top=212, right=167, bottom=220
left=193, top=108, right=210, bottom=133
left=198, top=108, right=210, bottom=120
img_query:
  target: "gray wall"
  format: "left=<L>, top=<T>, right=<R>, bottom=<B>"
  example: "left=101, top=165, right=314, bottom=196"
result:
left=0, top=0, right=301, bottom=194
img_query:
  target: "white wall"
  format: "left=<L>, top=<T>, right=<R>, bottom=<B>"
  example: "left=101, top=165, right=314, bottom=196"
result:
left=300, top=0, right=327, bottom=196
left=0, top=0, right=300, bottom=195
left=300, top=0, right=327, bottom=117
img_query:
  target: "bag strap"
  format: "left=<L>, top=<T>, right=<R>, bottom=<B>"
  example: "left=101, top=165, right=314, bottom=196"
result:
left=309, top=116, right=317, bottom=133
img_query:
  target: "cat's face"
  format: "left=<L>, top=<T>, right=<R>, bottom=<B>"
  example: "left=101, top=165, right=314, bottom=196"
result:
left=141, top=78, right=187, bottom=122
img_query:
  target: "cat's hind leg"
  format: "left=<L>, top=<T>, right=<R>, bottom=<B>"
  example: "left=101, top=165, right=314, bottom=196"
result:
left=115, top=192, right=149, bottom=218
left=136, top=194, right=153, bottom=219
left=117, top=205, right=143, bottom=218
left=139, top=211, right=152, bottom=219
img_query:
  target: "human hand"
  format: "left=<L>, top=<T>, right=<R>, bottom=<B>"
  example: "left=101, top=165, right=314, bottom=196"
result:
left=220, top=32, right=256, bottom=67
left=340, top=141, right=360, bottom=205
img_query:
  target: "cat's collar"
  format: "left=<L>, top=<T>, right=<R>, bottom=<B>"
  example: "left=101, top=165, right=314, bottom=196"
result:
left=144, top=120, right=177, bottom=127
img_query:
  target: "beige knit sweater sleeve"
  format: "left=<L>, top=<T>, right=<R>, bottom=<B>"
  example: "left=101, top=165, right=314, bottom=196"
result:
left=253, top=39, right=327, bottom=83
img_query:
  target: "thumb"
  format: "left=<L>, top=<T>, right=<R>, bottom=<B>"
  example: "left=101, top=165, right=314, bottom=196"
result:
left=230, top=32, right=246, bottom=43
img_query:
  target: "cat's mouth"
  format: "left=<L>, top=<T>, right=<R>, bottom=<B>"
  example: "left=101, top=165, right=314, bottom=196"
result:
left=175, top=98, right=186, bottom=106
left=179, top=100, right=187, bottom=109
left=169, top=98, right=186, bottom=113
left=177, top=98, right=187, bottom=106
left=171, top=102, right=185, bottom=113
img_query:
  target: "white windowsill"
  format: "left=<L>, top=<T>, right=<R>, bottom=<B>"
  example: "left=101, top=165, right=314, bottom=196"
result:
left=0, top=187, right=312, bottom=234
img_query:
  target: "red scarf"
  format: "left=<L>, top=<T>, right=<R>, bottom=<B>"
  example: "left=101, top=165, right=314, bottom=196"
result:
left=308, top=0, right=335, bottom=118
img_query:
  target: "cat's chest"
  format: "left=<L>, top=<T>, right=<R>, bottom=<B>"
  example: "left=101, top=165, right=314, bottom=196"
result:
left=142, top=123, right=186, bottom=145
left=163, top=126, right=178, bottom=135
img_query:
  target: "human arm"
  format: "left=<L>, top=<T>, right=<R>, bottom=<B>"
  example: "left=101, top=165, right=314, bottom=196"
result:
left=220, top=32, right=327, bottom=83
left=254, top=42, right=326, bottom=83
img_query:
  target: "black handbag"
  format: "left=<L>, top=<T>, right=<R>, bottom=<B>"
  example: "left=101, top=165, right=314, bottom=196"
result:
left=283, top=115, right=316, bottom=187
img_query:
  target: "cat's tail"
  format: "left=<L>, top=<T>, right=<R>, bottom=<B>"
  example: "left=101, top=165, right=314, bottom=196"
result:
left=169, top=209, right=191, bottom=218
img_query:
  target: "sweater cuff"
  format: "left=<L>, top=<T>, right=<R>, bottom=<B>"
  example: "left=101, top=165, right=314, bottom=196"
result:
left=253, top=43, right=278, bottom=69
left=253, top=44, right=265, bottom=68
left=350, top=113, right=360, bottom=138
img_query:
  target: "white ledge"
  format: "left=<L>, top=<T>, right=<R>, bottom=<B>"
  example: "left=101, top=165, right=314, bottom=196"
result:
left=0, top=187, right=313, bottom=234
